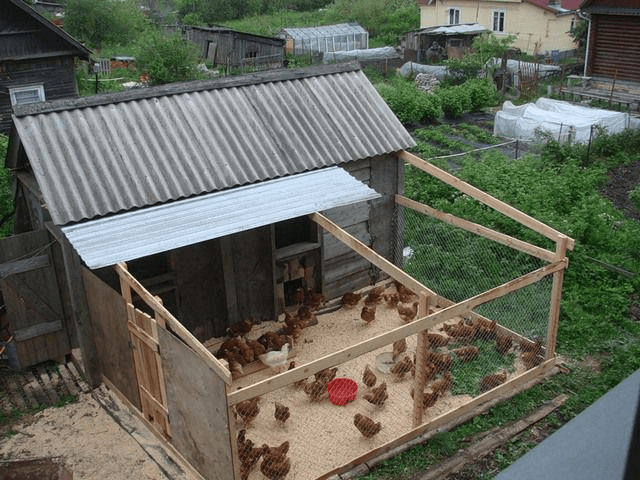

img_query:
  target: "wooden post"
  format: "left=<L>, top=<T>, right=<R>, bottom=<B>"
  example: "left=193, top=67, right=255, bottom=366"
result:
left=546, top=234, right=568, bottom=360
left=46, top=223, right=100, bottom=388
left=412, top=292, right=430, bottom=428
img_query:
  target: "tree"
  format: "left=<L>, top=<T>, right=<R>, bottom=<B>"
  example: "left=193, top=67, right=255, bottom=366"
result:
left=135, top=31, right=201, bottom=85
left=65, top=0, right=150, bottom=49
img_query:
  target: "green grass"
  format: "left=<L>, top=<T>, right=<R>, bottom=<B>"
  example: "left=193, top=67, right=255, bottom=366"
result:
left=357, top=127, right=640, bottom=480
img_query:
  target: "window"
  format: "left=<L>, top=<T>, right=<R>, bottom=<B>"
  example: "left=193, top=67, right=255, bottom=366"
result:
left=447, top=7, right=460, bottom=25
left=9, top=85, right=45, bottom=106
left=492, top=10, right=506, bottom=33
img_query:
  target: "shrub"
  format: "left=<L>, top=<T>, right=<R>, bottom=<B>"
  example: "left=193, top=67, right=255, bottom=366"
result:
left=435, top=86, right=471, bottom=118
left=135, top=31, right=201, bottom=85
left=376, top=78, right=442, bottom=124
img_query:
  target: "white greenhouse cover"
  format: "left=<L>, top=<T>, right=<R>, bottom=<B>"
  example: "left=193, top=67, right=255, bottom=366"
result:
left=62, top=167, right=381, bottom=269
left=494, top=98, right=630, bottom=143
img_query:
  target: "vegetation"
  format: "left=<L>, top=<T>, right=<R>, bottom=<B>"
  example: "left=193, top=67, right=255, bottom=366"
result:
left=0, top=135, right=13, bottom=238
left=134, top=31, right=202, bottom=84
left=359, top=128, right=640, bottom=479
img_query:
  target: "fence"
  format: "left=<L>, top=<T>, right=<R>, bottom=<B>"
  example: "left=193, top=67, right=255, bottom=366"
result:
left=223, top=151, right=571, bottom=479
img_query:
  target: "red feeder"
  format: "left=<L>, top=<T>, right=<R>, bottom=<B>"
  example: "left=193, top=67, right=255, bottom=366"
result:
left=327, top=378, right=358, bottom=405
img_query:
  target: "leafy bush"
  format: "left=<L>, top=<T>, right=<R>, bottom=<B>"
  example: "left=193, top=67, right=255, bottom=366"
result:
left=135, top=31, right=201, bottom=85
left=435, top=86, right=470, bottom=118
left=465, top=78, right=500, bottom=111
left=375, top=78, right=442, bottom=124
left=0, top=135, right=14, bottom=237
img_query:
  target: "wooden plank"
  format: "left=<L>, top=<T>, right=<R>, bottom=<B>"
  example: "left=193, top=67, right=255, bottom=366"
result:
left=412, top=293, right=431, bottom=428
left=157, top=326, right=235, bottom=480
left=13, top=320, right=63, bottom=342
left=311, top=212, right=443, bottom=303
left=395, top=195, right=557, bottom=263
left=21, top=383, right=40, bottom=409
left=320, top=359, right=559, bottom=480
left=114, top=263, right=232, bottom=385
left=57, top=363, right=79, bottom=396
left=228, top=261, right=565, bottom=405
left=24, top=371, right=48, bottom=405
left=2, top=275, right=62, bottom=323
left=546, top=235, right=569, bottom=360
left=37, top=366, right=59, bottom=405
left=66, top=361, right=90, bottom=393
left=397, top=151, right=575, bottom=251
left=128, top=320, right=159, bottom=351
left=414, top=394, right=569, bottom=480
left=0, top=254, right=49, bottom=277
left=7, top=380, right=26, bottom=409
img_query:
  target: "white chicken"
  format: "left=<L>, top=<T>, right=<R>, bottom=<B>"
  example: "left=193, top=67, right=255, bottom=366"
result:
left=258, top=343, right=290, bottom=372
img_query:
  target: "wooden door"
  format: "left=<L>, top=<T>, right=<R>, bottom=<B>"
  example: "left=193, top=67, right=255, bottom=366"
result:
left=125, top=302, right=171, bottom=439
left=0, top=229, right=70, bottom=369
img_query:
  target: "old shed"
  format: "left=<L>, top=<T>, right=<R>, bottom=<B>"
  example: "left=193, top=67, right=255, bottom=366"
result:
left=183, top=25, right=286, bottom=71
left=0, top=0, right=91, bottom=134
left=2, top=62, right=573, bottom=480
left=402, top=23, right=488, bottom=63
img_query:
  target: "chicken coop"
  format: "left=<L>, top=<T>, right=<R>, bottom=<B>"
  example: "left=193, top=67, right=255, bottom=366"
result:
left=1, top=62, right=572, bottom=480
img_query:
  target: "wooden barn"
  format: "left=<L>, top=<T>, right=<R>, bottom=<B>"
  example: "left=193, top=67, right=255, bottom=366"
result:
left=183, top=25, right=286, bottom=71
left=581, top=0, right=640, bottom=83
left=0, top=0, right=91, bottom=135
left=2, top=62, right=573, bottom=479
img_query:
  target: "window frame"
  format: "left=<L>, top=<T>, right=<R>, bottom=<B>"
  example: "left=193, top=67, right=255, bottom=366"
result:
left=9, top=84, right=45, bottom=106
left=447, top=7, right=461, bottom=25
left=491, top=9, right=506, bottom=33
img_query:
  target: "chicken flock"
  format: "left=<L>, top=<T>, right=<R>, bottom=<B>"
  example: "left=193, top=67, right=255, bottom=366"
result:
left=222, top=281, right=544, bottom=479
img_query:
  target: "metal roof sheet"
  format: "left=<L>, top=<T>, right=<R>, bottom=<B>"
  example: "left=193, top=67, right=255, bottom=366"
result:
left=61, top=166, right=381, bottom=269
left=278, top=23, right=368, bottom=40
left=13, top=63, right=414, bottom=225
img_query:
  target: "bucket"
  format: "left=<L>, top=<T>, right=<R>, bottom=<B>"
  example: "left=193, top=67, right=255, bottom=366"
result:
left=327, top=378, right=358, bottom=405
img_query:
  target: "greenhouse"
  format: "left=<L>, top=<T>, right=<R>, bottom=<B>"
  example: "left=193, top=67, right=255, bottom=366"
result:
left=277, top=23, right=368, bottom=55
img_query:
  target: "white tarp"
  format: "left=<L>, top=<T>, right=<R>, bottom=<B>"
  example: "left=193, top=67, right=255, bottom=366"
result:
left=322, top=46, right=399, bottom=64
left=494, top=98, right=630, bottom=143
left=399, top=61, right=449, bottom=81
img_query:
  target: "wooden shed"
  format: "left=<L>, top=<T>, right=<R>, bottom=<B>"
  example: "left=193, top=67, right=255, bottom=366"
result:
left=0, top=0, right=91, bottom=135
left=402, top=23, right=488, bottom=63
left=2, top=62, right=573, bottom=480
left=581, top=0, right=640, bottom=82
left=183, top=25, right=286, bottom=71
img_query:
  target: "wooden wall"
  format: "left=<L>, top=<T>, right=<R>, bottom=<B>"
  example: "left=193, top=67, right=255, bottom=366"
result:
left=82, top=267, right=140, bottom=410
left=322, top=155, right=403, bottom=300
left=0, top=56, right=79, bottom=135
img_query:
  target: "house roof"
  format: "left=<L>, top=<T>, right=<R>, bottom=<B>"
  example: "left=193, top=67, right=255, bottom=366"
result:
left=1, top=0, right=92, bottom=61
left=418, top=23, right=489, bottom=35
left=416, top=0, right=580, bottom=12
left=579, top=0, right=640, bottom=15
left=61, top=167, right=381, bottom=269
left=12, top=62, right=415, bottom=226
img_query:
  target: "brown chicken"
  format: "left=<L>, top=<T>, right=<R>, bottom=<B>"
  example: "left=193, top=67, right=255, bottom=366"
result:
left=274, top=402, right=290, bottom=426
left=293, top=287, right=306, bottom=306
left=453, top=345, right=481, bottom=363
left=246, top=338, right=267, bottom=357
left=260, top=455, right=290, bottom=480
left=495, top=333, right=513, bottom=356
left=262, top=440, right=290, bottom=464
left=410, top=387, right=440, bottom=409
left=522, top=351, right=544, bottom=369
left=360, top=305, right=376, bottom=325
left=288, top=361, right=308, bottom=389
left=392, top=338, right=407, bottom=361
left=363, top=381, right=388, bottom=407
left=260, top=331, right=289, bottom=351
left=426, top=331, right=449, bottom=348
left=237, top=337, right=255, bottom=365
left=397, top=301, right=419, bottom=323
left=520, top=338, right=544, bottom=356
left=239, top=444, right=267, bottom=480
left=342, top=291, right=362, bottom=308
left=297, top=306, right=315, bottom=325
left=303, top=380, right=327, bottom=402
left=390, top=355, right=414, bottom=380
left=354, top=413, right=382, bottom=438
left=443, top=320, right=477, bottom=342
left=393, top=281, right=417, bottom=303
left=315, top=367, right=339, bottom=386
left=362, top=364, right=377, bottom=387
left=237, top=429, right=253, bottom=458
left=424, top=351, right=453, bottom=372
left=473, top=318, right=497, bottom=340
left=384, top=293, right=400, bottom=308
left=305, top=288, right=326, bottom=311
left=226, top=317, right=255, bottom=338
left=236, top=396, right=261, bottom=426
left=479, top=371, right=508, bottom=392
left=431, top=371, right=453, bottom=396
left=417, top=362, right=438, bottom=383
left=364, top=288, right=384, bottom=306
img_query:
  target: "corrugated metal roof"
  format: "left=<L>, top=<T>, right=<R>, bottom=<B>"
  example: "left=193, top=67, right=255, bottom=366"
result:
left=61, top=166, right=381, bottom=269
left=278, top=23, right=368, bottom=40
left=13, top=63, right=414, bottom=226
left=420, top=23, right=489, bottom=35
